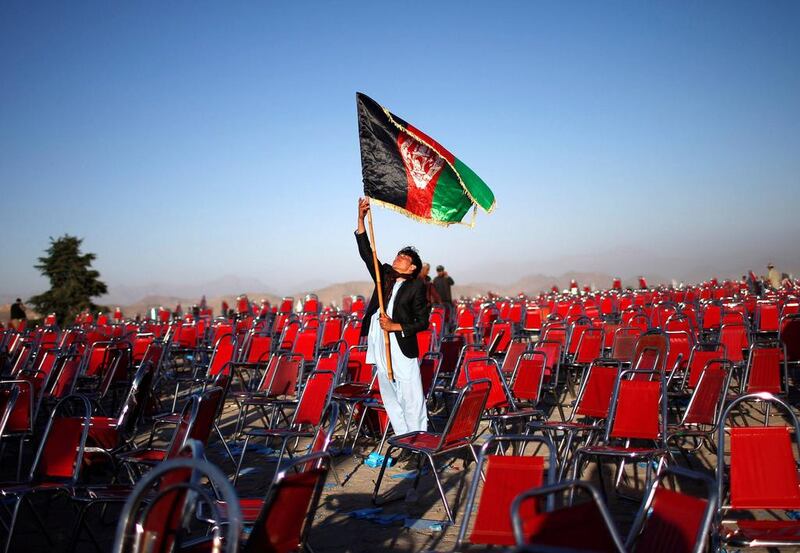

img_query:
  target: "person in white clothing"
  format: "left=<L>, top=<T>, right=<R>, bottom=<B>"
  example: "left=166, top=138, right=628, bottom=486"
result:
left=354, top=198, right=430, bottom=441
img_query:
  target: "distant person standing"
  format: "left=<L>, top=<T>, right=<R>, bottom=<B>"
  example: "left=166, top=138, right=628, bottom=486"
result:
left=433, top=265, right=455, bottom=305
left=9, top=298, right=26, bottom=330
left=767, top=263, right=782, bottom=290
left=419, top=263, right=442, bottom=305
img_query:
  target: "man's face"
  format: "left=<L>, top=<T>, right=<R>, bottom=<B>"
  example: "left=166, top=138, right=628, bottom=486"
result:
left=420, top=264, right=430, bottom=278
left=392, top=252, right=416, bottom=276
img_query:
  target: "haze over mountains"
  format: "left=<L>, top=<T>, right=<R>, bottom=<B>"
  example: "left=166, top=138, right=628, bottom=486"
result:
left=89, top=271, right=655, bottom=318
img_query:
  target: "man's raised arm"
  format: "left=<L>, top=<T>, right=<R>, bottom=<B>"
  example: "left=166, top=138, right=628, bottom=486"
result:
left=355, top=197, right=379, bottom=281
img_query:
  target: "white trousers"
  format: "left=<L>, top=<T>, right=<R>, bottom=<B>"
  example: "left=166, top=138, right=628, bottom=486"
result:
left=376, top=364, right=427, bottom=436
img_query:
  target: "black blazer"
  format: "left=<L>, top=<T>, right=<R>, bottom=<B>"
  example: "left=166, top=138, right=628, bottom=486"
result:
left=355, top=231, right=430, bottom=359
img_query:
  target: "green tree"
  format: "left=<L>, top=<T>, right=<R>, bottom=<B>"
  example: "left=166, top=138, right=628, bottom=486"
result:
left=29, top=235, right=108, bottom=325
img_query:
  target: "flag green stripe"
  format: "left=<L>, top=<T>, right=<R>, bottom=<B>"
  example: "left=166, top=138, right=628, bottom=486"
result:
left=431, top=166, right=473, bottom=222
left=453, top=158, right=495, bottom=212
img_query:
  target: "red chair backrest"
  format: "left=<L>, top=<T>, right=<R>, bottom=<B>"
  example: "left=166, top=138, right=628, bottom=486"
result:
left=729, top=426, right=800, bottom=509
left=633, top=487, right=709, bottom=553
left=246, top=467, right=327, bottom=553
left=131, top=334, right=155, bottom=363
left=465, top=358, right=508, bottom=411
left=49, top=355, right=82, bottom=399
left=610, top=327, right=642, bottom=362
left=419, top=353, right=441, bottom=398
left=174, top=323, right=198, bottom=348
left=292, top=328, right=318, bottom=363
left=488, top=321, right=512, bottom=354
left=520, top=499, right=620, bottom=551
left=341, top=319, right=362, bottom=350
left=292, top=371, right=335, bottom=427
left=416, top=329, right=434, bottom=360
left=665, top=331, right=692, bottom=372
left=268, top=354, right=304, bottom=398
left=279, top=321, right=300, bottom=350
left=685, top=344, right=726, bottom=388
left=532, top=341, right=560, bottom=382
left=576, top=363, right=618, bottom=419
left=501, top=339, right=529, bottom=375
left=442, top=380, right=491, bottom=449
left=344, top=346, right=372, bottom=385
left=702, top=304, right=722, bottom=330
left=523, top=307, right=543, bottom=332
left=439, top=335, right=465, bottom=377
left=0, top=382, right=32, bottom=434
left=511, top=351, right=547, bottom=402
left=319, top=317, right=343, bottom=348
left=609, top=379, right=661, bottom=440
left=457, top=307, right=475, bottom=329
left=574, top=327, right=603, bottom=364
left=469, top=455, right=545, bottom=546
left=208, top=334, right=235, bottom=376
left=745, top=345, right=783, bottom=394
left=245, top=334, right=273, bottom=364
left=682, top=361, right=728, bottom=426
left=719, top=324, right=748, bottom=363
left=454, top=346, right=489, bottom=388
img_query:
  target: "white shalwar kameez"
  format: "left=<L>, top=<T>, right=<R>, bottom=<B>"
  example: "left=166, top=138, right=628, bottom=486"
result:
left=366, top=279, right=427, bottom=436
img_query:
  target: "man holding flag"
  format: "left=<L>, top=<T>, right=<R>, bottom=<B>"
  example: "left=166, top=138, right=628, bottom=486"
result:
left=355, top=198, right=430, bottom=439
left=354, top=91, right=495, bottom=452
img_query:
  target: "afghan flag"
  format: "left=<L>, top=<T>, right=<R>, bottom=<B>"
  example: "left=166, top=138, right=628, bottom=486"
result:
left=356, top=92, right=495, bottom=226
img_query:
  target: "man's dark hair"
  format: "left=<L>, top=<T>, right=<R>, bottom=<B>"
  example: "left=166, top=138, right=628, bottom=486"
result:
left=397, top=246, right=422, bottom=279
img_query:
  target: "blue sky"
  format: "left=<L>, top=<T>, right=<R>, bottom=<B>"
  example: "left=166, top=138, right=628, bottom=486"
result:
left=2, top=1, right=799, bottom=301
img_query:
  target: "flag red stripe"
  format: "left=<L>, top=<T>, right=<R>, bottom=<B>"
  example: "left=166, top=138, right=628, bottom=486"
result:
left=406, top=124, right=456, bottom=164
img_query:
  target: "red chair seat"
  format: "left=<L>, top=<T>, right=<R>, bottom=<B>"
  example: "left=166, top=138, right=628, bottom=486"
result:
left=87, top=417, right=120, bottom=450
left=392, top=432, right=444, bottom=452
left=118, top=448, right=168, bottom=464
left=724, top=520, right=800, bottom=544
left=535, top=420, right=600, bottom=432
left=332, top=383, right=370, bottom=398
left=213, top=498, right=265, bottom=523
left=246, top=428, right=313, bottom=439
left=521, top=500, right=620, bottom=552
left=580, top=444, right=665, bottom=456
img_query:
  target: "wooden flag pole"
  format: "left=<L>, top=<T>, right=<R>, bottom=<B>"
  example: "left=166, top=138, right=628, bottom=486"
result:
left=366, top=203, right=394, bottom=381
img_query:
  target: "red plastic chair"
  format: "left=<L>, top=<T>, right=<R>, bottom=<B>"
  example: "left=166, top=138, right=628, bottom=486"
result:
left=681, top=342, right=727, bottom=390
left=415, top=328, right=436, bottom=360
left=509, top=350, right=548, bottom=409
left=116, top=394, right=201, bottom=477
left=716, top=392, right=800, bottom=549
left=609, top=326, right=644, bottom=363
left=528, top=360, right=620, bottom=478
left=755, top=301, right=780, bottom=332
left=624, top=466, right=717, bottom=553
left=242, top=452, right=331, bottom=553
left=572, top=367, right=669, bottom=497
left=511, top=479, right=625, bottom=552
left=234, top=370, right=335, bottom=485
left=667, top=359, right=731, bottom=464
left=719, top=323, right=749, bottom=365
left=372, top=378, right=492, bottom=522
left=465, top=358, right=542, bottom=436
left=112, top=442, right=242, bottom=553
left=0, top=394, right=92, bottom=553
left=454, top=434, right=556, bottom=548
left=500, top=338, right=530, bottom=376
left=742, top=342, right=787, bottom=397
left=486, top=320, right=512, bottom=354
